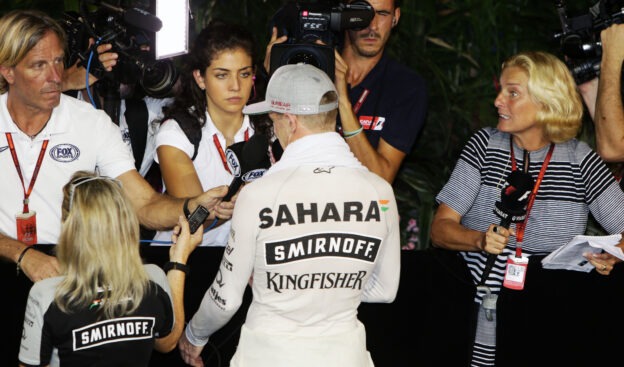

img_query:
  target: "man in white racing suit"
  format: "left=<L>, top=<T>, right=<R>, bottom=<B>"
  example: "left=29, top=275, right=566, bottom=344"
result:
left=178, top=63, right=401, bottom=367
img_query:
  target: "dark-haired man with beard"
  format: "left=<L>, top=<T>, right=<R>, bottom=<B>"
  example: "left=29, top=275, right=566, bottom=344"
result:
left=335, top=0, right=427, bottom=183
left=264, top=0, right=427, bottom=183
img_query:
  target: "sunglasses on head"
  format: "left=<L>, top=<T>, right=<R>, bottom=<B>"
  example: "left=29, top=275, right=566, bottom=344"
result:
left=68, top=176, right=121, bottom=210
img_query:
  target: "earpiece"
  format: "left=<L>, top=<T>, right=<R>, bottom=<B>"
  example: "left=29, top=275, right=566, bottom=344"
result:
left=392, top=18, right=397, bottom=26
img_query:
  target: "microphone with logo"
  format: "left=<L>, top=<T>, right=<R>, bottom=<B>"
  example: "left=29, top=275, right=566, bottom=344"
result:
left=480, top=170, right=534, bottom=285
left=476, top=169, right=534, bottom=323
left=223, top=134, right=271, bottom=202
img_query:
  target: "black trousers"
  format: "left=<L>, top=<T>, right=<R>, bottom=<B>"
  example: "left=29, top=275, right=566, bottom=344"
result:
left=7, top=248, right=618, bottom=367
left=412, top=250, right=624, bottom=367
left=497, top=255, right=624, bottom=367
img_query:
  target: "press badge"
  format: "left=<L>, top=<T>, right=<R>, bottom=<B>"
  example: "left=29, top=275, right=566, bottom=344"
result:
left=503, top=254, right=529, bottom=290
left=16, top=211, right=37, bottom=245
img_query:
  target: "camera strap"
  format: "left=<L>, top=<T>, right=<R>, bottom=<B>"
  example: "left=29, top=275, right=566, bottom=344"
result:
left=124, top=99, right=149, bottom=171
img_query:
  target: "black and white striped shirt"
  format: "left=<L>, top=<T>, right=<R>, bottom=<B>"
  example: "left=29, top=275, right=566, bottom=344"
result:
left=437, top=127, right=624, bottom=298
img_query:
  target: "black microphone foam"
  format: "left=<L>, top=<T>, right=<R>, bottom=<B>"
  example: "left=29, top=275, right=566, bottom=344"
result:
left=97, top=2, right=163, bottom=33
left=123, top=8, right=163, bottom=33
left=493, top=170, right=534, bottom=228
left=222, top=134, right=271, bottom=202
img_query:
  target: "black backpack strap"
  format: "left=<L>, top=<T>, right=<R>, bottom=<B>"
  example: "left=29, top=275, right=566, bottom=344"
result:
left=170, top=111, right=202, bottom=160
left=124, top=99, right=149, bottom=171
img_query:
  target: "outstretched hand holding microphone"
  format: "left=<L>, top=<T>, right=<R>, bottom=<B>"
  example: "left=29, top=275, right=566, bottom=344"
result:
left=187, top=134, right=271, bottom=233
left=222, top=133, right=272, bottom=202
left=476, top=168, right=534, bottom=321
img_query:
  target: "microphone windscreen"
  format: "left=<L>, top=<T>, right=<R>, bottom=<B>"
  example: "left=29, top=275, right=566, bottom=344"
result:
left=498, top=170, right=534, bottom=214
left=222, top=134, right=270, bottom=202
left=241, top=134, right=271, bottom=173
left=225, top=141, right=246, bottom=177
left=123, top=8, right=162, bottom=33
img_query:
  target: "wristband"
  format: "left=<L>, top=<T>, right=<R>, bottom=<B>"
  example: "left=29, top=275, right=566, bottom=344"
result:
left=343, top=126, right=363, bottom=138
left=16, top=246, right=35, bottom=277
left=183, top=198, right=191, bottom=218
left=164, top=261, right=190, bottom=275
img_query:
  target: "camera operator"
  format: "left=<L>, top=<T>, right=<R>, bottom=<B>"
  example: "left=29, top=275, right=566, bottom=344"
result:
left=67, top=41, right=174, bottom=181
left=264, top=0, right=427, bottom=183
left=61, top=42, right=117, bottom=92
left=63, top=40, right=175, bottom=244
left=579, top=23, right=624, bottom=164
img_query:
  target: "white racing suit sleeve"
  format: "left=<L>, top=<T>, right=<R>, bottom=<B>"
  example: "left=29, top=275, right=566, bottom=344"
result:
left=360, top=188, right=401, bottom=303
left=185, top=190, right=257, bottom=346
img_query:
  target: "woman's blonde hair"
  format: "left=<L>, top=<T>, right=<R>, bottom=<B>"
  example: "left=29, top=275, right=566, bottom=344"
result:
left=502, top=51, right=583, bottom=143
left=55, top=171, right=150, bottom=319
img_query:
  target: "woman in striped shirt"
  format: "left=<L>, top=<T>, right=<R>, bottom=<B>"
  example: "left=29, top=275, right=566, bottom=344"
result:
left=430, top=51, right=624, bottom=367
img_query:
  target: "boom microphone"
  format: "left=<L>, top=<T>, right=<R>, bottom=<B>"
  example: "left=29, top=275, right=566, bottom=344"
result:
left=97, top=1, right=163, bottom=33
left=223, top=134, right=271, bottom=202
left=479, top=170, right=534, bottom=285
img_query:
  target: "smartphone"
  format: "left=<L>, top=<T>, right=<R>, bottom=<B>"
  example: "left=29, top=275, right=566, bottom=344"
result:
left=187, top=205, right=209, bottom=234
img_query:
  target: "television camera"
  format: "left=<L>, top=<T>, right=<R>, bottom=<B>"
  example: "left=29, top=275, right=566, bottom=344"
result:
left=270, top=0, right=375, bottom=79
left=61, top=0, right=178, bottom=98
left=553, top=0, right=624, bottom=84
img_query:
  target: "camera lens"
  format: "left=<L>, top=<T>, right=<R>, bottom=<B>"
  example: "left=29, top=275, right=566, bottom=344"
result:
left=287, top=52, right=321, bottom=69
left=270, top=43, right=335, bottom=79
left=140, top=59, right=179, bottom=98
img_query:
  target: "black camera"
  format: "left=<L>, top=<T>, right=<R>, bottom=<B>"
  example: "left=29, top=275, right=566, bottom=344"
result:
left=553, top=0, right=624, bottom=84
left=61, top=1, right=178, bottom=98
left=270, top=0, right=374, bottom=79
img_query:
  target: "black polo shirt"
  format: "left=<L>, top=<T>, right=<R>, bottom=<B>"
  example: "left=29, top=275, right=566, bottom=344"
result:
left=344, top=52, right=427, bottom=154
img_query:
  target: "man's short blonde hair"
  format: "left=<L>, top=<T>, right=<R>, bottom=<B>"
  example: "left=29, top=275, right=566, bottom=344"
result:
left=0, top=10, right=66, bottom=93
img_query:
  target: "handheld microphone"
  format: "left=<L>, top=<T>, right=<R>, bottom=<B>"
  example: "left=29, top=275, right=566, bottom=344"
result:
left=479, top=170, right=534, bottom=285
left=222, top=134, right=271, bottom=202
left=493, top=170, right=534, bottom=228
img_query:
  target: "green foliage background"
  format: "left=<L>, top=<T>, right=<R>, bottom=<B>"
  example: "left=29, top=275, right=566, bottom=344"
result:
left=1, top=0, right=601, bottom=248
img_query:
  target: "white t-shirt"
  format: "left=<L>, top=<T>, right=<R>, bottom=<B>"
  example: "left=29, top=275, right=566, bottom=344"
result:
left=152, top=111, right=253, bottom=246
left=0, top=93, right=135, bottom=243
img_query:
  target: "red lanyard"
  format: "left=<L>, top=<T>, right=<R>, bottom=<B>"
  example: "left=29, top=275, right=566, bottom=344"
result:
left=213, top=128, right=249, bottom=173
left=352, top=88, right=369, bottom=114
left=5, top=133, right=49, bottom=213
left=509, top=138, right=555, bottom=257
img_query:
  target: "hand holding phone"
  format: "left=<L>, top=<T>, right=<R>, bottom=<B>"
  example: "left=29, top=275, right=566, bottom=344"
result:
left=187, top=205, right=209, bottom=234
